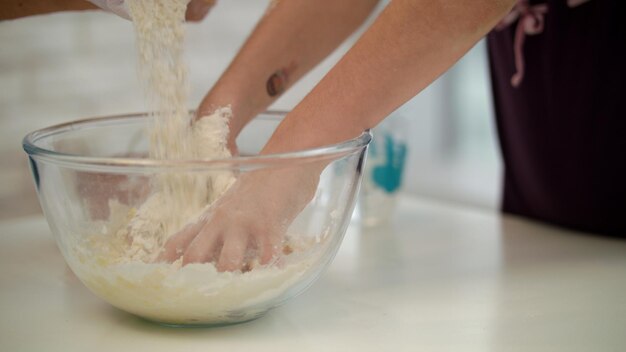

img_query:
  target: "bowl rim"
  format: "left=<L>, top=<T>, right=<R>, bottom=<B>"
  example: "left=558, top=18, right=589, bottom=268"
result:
left=23, top=110, right=371, bottom=170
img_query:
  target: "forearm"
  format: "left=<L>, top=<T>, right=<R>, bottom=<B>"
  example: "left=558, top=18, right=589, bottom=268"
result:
left=198, top=0, right=380, bottom=136
left=1, top=0, right=97, bottom=20
left=262, top=0, right=515, bottom=154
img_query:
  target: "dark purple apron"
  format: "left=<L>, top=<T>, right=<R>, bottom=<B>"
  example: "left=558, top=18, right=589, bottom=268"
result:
left=487, top=0, right=626, bottom=235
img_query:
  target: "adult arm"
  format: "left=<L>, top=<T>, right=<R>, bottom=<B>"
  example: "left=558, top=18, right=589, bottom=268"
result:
left=0, top=0, right=96, bottom=20
left=1, top=0, right=214, bottom=21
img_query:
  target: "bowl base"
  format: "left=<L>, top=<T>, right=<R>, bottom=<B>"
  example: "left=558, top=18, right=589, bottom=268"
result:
left=142, top=311, right=269, bottom=328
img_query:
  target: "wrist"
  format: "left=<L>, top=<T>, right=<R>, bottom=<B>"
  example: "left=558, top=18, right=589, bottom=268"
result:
left=197, top=80, right=269, bottom=138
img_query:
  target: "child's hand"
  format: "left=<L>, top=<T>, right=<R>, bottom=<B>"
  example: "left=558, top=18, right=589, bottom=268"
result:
left=158, top=166, right=320, bottom=271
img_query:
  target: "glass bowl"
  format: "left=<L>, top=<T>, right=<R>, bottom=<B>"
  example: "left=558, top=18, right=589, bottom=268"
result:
left=23, top=111, right=370, bottom=326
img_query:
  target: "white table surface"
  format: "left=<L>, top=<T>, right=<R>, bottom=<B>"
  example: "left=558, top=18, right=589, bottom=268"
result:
left=1, top=195, right=625, bottom=351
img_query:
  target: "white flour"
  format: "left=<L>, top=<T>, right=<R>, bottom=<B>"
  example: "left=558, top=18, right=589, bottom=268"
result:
left=121, top=108, right=234, bottom=263
left=66, top=0, right=323, bottom=325
left=127, top=0, right=191, bottom=161
left=127, top=0, right=232, bottom=262
left=68, top=219, right=321, bottom=325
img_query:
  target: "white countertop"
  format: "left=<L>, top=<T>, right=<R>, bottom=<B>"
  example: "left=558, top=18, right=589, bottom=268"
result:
left=1, top=195, right=625, bottom=351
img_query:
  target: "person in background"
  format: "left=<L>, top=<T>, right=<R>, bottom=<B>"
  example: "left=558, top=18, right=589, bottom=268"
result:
left=4, top=0, right=624, bottom=272
left=488, top=0, right=625, bottom=238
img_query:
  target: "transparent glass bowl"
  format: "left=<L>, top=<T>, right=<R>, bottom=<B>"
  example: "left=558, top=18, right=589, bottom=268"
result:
left=23, top=111, right=370, bottom=326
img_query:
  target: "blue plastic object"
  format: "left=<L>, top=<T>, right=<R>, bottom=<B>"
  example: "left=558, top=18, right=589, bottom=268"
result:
left=372, top=134, right=407, bottom=193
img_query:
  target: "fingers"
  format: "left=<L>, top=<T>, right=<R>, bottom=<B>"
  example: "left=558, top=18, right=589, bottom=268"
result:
left=182, top=225, right=221, bottom=265
left=257, top=230, right=282, bottom=265
left=217, top=233, right=249, bottom=272
left=157, top=220, right=204, bottom=262
left=185, top=0, right=216, bottom=22
left=157, top=209, right=287, bottom=271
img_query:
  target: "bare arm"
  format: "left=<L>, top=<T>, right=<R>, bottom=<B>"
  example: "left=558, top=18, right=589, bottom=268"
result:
left=0, top=0, right=97, bottom=20
left=262, top=0, right=515, bottom=155
left=197, top=0, right=381, bottom=138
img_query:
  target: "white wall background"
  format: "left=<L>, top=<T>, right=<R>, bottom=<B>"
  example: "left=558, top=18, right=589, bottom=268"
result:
left=0, top=0, right=502, bottom=219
